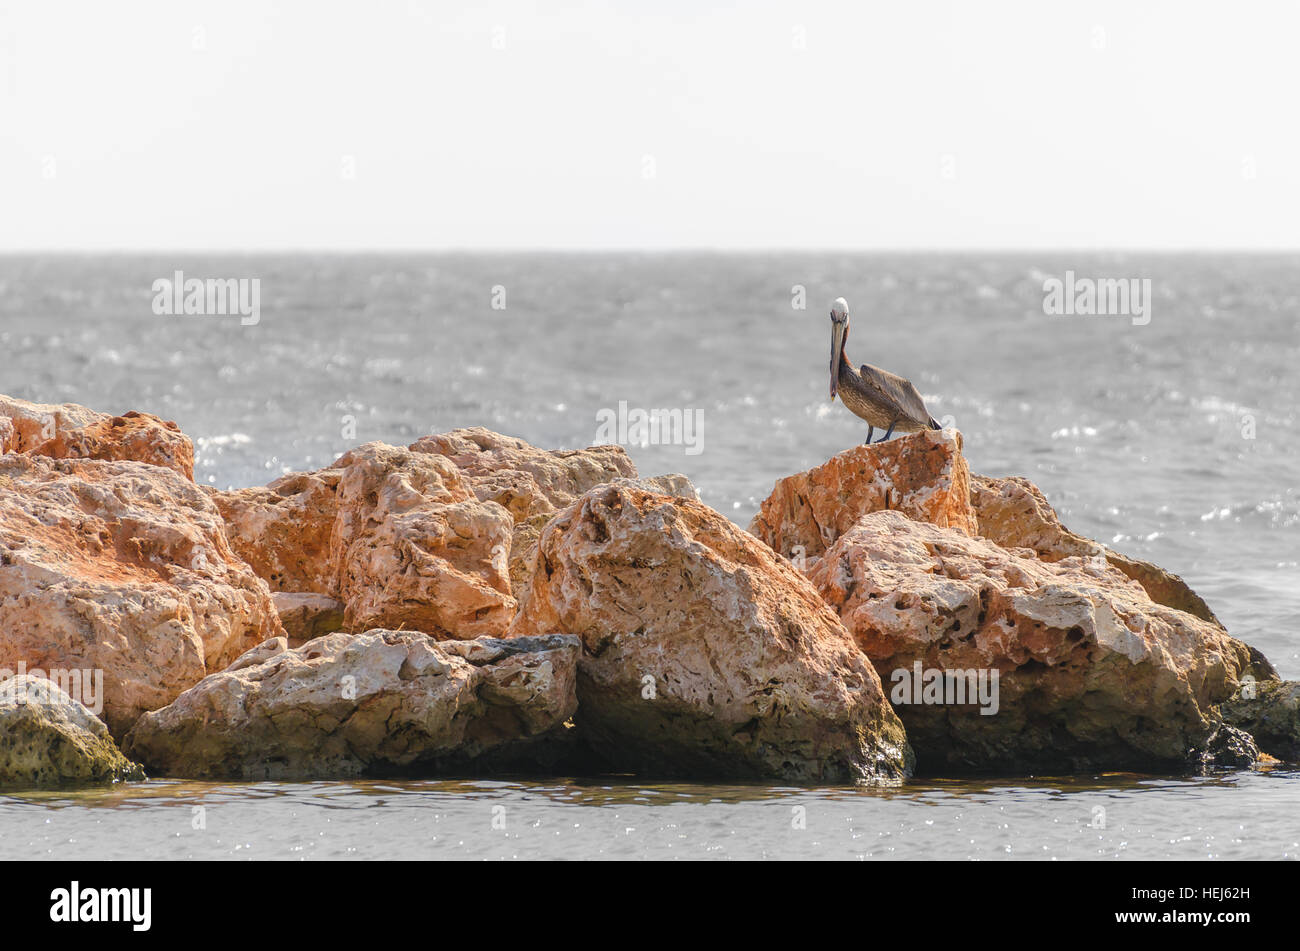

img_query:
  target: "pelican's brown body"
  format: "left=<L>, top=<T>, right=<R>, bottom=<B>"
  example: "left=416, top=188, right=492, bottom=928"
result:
left=829, top=297, right=939, bottom=443
left=835, top=353, right=937, bottom=434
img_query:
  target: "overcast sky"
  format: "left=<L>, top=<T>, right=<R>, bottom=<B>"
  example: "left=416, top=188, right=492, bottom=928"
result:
left=2, top=1, right=1297, bottom=250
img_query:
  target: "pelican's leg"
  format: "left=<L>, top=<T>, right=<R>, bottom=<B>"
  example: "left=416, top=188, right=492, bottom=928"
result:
left=864, top=426, right=874, bottom=445
left=874, top=423, right=896, bottom=443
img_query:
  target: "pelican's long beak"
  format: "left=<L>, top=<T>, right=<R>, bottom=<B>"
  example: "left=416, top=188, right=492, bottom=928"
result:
left=829, top=319, right=846, bottom=401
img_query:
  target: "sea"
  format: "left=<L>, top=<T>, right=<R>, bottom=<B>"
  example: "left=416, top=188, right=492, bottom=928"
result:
left=1, top=252, right=1297, bottom=860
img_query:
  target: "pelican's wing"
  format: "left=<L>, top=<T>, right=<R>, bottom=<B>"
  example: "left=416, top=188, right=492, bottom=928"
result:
left=858, top=363, right=932, bottom=425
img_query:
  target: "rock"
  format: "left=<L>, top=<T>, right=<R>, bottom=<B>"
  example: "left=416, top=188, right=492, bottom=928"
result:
left=271, top=592, right=345, bottom=646
left=207, top=468, right=343, bottom=594
left=805, top=510, right=1260, bottom=772
left=0, top=675, right=145, bottom=787
left=509, top=482, right=913, bottom=783
left=634, top=473, right=700, bottom=502
left=1194, top=723, right=1260, bottom=771
left=970, top=474, right=1223, bottom=627
left=210, top=429, right=675, bottom=638
left=210, top=443, right=516, bottom=639
left=410, top=427, right=640, bottom=594
left=122, top=630, right=580, bottom=780
left=749, top=429, right=977, bottom=564
left=0, top=395, right=194, bottom=479
left=1219, top=680, right=1300, bottom=761
left=0, top=395, right=101, bottom=450
left=0, top=453, right=283, bottom=737
left=330, top=443, right=515, bottom=637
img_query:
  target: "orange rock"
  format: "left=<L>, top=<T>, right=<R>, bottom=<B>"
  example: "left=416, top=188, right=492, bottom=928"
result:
left=330, top=442, right=516, bottom=637
left=410, top=427, right=643, bottom=594
left=211, top=429, right=694, bottom=639
left=0, top=453, right=282, bottom=737
left=969, top=474, right=1224, bottom=626
left=749, top=429, right=977, bottom=564
left=0, top=395, right=194, bottom=480
left=806, top=510, right=1264, bottom=771
left=207, top=468, right=344, bottom=594
left=510, top=482, right=913, bottom=782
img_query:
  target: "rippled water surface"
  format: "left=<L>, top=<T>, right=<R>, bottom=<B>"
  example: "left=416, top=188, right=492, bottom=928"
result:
left=2, top=771, right=1298, bottom=861
left=2, top=253, right=1297, bottom=859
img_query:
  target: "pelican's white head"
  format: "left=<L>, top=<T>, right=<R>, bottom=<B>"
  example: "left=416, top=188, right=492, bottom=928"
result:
left=830, top=297, right=849, bottom=322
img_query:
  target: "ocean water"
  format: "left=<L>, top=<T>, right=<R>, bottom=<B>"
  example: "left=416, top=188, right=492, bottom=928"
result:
left=1, top=252, right=1297, bottom=860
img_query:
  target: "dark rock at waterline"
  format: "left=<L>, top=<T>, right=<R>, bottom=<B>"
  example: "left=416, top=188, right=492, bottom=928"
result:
left=1219, top=680, right=1300, bottom=762
left=0, top=676, right=145, bottom=788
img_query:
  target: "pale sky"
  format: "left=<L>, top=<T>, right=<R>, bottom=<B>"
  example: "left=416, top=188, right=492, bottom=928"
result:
left=2, top=0, right=1297, bottom=250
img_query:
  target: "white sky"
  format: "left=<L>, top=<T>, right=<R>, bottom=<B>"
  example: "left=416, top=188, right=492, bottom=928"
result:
left=2, top=0, right=1297, bottom=250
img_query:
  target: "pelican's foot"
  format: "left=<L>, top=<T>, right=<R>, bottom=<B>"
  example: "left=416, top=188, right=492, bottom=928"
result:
left=873, top=424, right=897, bottom=444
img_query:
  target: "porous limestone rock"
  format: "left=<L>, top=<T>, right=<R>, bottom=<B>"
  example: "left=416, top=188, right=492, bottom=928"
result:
left=509, top=482, right=913, bottom=783
left=409, top=428, right=643, bottom=594
left=0, top=453, right=282, bottom=737
left=806, top=510, right=1263, bottom=772
left=122, top=630, right=580, bottom=780
left=271, top=591, right=345, bottom=646
left=0, top=675, right=145, bottom=787
left=329, top=443, right=516, bottom=636
left=969, top=474, right=1224, bottom=626
left=749, top=428, right=977, bottom=564
left=0, top=395, right=194, bottom=479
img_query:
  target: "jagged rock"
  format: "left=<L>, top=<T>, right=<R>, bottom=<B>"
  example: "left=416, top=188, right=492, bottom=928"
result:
left=1219, top=680, right=1300, bottom=761
left=271, top=592, right=345, bottom=646
left=0, top=395, right=194, bottom=479
left=1194, top=723, right=1261, bottom=771
left=410, top=428, right=641, bottom=594
left=509, top=482, right=913, bottom=783
left=207, top=468, right=343, bottom=594
left=210, top=429, right=685, bottom=638
left=122, top=630, right=580, bottom=780
left=0, top=453, right=282, bottom=736
left=805, top=510, right=1260, bottom=772
left=749, top=429, right=977, bottom=564
left=209, top=444, right=516, bottom=638
left=969, top=474, right=1224, bottom=627
left=330, top=443, right=516, bottom=636
left=0, top=676, right=145, bottom=787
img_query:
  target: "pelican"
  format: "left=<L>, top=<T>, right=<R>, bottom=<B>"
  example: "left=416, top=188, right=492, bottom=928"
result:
left=828, top=297, right=940, bottom=443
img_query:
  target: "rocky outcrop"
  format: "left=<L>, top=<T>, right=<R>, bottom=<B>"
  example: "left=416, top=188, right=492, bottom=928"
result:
left=969, top=474, right=1223, bottom=627
left=209, top=445, right=516, bottom=638
left=749, top=429, right=977, bottom=564
left=410, top=428, right=647, bottom=594
left=509, top=482, right=913, bottom=783
left=271, top=592, right=345, bottom=646
left=210, top=429, right=693, bottom=639
left=0, top=453, right=282, bottom=736
left=1219, top=680, right=1300, bottom=761
left=0, top=676, right=145, bottom=787
left=122, top=630, right=580, bottom=780
left=207, top=468, right=343, bottom=593
left=0, top=395, right=194, bottom=479
left=330, top=443, right=516, bottom=636
left=806, top=510, right=1262, bottom=772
